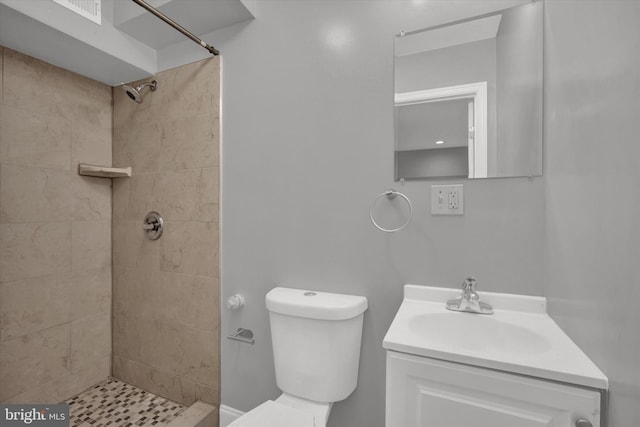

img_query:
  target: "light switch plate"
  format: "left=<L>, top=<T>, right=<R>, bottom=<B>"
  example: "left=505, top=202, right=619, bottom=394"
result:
left=431, top=184, right=464, bottom=215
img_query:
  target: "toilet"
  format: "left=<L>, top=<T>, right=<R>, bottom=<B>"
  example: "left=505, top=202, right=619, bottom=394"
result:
left=229, top=287, right=368, bottom=427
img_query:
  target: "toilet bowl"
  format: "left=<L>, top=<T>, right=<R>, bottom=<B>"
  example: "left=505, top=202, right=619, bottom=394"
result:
left=228, top=287, right=368, bottom=427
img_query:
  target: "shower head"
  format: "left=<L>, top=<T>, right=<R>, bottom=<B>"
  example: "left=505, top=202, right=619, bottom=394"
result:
left=121, top=80, right=158, bottom=103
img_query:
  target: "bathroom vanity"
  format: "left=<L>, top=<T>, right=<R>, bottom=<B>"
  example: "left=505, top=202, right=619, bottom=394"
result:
left=383, top=285, right=608, bottom=427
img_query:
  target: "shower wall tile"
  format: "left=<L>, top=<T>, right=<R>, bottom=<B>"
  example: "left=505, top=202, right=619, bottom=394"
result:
left=69, top=267, right=111, bottom=319
left=0, top=274, right=72, bottom=341
left=195, top=383, right=220, bottom=409
left=195, top=276, right=220, bottom=332
left=112, top=310, right=143, bottom=363
left=0, top=47, right=112, bottom=403
left=127, top=173, right=161, bottom=219
left=112, top=56, right=220, bottom=407
left=160, top=221, right=218, bottom=277
left=112, top=177, right=131, bottom=221
left=3, top=49, right=111, bottom=124
left=158, top=167, right=220, bottom=222
left=112, top=221, right=160, bottom=269
left=0, top=47, right=3, bottom=105
left=0, top=222, right=72, bottom=283
left=153, top=271, right=198, bottom=328
left=71, top=220, right=111, bottom=271
left=70, top=313, right=111, bottom=372
left=0, top=324, right=71, bottom=402
left=0, top=164, right=72, bottom=223
left=160, top=113, right=219, bottom=170
left=0, top=105, right=71, bottom=170
left=113, top=356, right=197, bottom=406
left=71, top=104, right=112, bottom=168
left=72, top=176, right=112, bottom=221
left=113, top=109, right=161, bottom=173
left=3, top=355, right=110, bottom=405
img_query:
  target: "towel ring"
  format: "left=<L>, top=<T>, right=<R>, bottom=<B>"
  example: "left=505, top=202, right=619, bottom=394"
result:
left=369, top=189, right=413, bottom=233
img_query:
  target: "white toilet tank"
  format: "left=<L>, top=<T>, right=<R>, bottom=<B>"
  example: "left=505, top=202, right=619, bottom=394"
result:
left=265, top=287, right=368, bottom=404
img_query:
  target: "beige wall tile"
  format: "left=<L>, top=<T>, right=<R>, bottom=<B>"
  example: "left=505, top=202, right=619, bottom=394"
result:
left=160, top=113, right=219, bottom=170
left=112, top=310, right=143, bottom=364
left=71, top=103, right=112, bottom=168
left=70, top=267, right=111, bottom=320
left=72, top=176, right=112, bottom=221
left=0, top=105, right=71, bottom=170
left=112, top=221, right=159, bottom=269
left=0, top=274, right=72, bottom=342
left=160, top=221, right=218, bottom=277
left=113, top=56, right=219, bottom=406
left=153, top=271, right=197, bottom=328
left=147, top=64, right=201, bottom=121
left=2, top=48, right=72, bottom=119
left=113, top=356, right=196, bottom=406
left=139, top=320, right=217, bottom=388
left=180, top=327, right=218, bottom=387
left=0, top=324, right=70, bottom=402
left=113, top=109, right=161, bottom=173
left=0, top=47, right=112, bottom=404
left=71, top=220, right=111, bottom=271
left=126, top=173, right=161, bottom=221
left=3, top=355, right=109, bottom=404
left=112, top=177, right=130, bottom=221
left=0, top=165, right=72, bottom=223
left=195, top=382, right=220, bottom=406
left=0, top=47, right=3, bottom=105
left=112, top=266, right=155, bottom=321
left=2, top=48, right=110, bottom=125
left=158, top=168, right=219, bottom=222
left=70, top=313, right=111, bottom=372
left=195, top=275, right=220, bottom=332
left=194, top=57, right=221, bottom=116
left=0, top=222, right=71, bottom=283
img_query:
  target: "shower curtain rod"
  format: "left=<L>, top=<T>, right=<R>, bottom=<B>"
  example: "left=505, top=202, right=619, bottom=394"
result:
left=131, top=0, right=220, bottom=56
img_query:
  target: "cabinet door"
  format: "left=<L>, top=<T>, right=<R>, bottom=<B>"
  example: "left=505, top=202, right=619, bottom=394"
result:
left=386, top=351, right=602, bottom=427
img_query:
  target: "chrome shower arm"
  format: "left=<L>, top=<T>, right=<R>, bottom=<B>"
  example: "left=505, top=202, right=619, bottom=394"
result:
left=131, top=0, right=219, bottom=56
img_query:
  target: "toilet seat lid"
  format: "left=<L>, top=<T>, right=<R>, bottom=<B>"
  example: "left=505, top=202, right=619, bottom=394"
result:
left=229, top=400, right=316, bottom=427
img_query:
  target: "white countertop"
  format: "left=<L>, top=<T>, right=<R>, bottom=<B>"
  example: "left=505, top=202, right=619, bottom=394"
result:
left=383, top=284, right=608, bottom=390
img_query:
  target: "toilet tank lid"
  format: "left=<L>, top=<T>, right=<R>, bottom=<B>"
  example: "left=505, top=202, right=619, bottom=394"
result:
left=266, top=287, right=368, bottom=321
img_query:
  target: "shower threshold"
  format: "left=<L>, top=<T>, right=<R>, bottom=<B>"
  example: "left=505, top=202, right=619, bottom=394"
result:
left=65, top=378, right=216, bottom=427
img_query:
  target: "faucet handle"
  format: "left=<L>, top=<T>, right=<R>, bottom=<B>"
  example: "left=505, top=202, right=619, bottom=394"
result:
left=462, top=276, right=477, bottom=291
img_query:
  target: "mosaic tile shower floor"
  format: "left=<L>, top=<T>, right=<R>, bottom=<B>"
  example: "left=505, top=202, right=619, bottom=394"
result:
left=65, top=378, right=187, bottom=427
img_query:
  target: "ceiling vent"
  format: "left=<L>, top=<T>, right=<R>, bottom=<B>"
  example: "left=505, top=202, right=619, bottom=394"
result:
left=52, top=0, right=101, bottom=25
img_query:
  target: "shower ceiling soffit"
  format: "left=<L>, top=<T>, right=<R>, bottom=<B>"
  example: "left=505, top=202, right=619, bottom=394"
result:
left=0, top=0, right=255, bottom=86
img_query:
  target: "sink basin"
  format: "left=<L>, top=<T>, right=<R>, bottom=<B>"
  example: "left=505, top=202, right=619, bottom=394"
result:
left=383, top=284, right=609, bottom=390
left=408, top=312, right=550, bottom=356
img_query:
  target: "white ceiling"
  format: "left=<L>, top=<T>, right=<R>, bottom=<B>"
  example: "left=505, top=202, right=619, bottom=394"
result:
left=0, top=0, right=256, bottom=86
left=395, top=14, right=502, bottom=57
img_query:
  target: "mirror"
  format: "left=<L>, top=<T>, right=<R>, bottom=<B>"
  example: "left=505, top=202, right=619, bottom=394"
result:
left=394, top=1, right=543, bottom=180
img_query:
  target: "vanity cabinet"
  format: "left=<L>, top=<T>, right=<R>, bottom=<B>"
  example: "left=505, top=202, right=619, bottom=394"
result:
left=386, top=351, right=603, bottom=427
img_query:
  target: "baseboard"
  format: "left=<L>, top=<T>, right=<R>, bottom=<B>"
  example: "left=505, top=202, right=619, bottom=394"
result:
left=219, top=405, right=245, bottom=427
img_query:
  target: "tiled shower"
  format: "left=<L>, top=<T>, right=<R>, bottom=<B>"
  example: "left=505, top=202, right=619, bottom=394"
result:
left=0, top=45, right=220, bottom=414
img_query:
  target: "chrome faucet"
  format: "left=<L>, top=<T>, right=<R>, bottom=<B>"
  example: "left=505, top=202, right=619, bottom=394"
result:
left=446, top=276, right=494, bottom=315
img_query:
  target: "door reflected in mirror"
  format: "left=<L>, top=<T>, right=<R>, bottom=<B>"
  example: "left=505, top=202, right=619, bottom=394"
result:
left=394, top=1, right=543, bottom=180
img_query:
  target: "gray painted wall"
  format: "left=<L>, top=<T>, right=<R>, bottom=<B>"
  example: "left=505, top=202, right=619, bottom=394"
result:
left=216, top=1, right=542, bottom=427
left=544, top=1, right=640, bottom=426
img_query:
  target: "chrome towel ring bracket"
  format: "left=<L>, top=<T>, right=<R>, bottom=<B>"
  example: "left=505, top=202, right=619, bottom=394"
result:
left=369, top=189, right=413, bottom=233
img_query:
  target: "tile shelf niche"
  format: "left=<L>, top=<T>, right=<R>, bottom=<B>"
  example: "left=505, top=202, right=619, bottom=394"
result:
left=78, top=163, right=132, bottom=178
